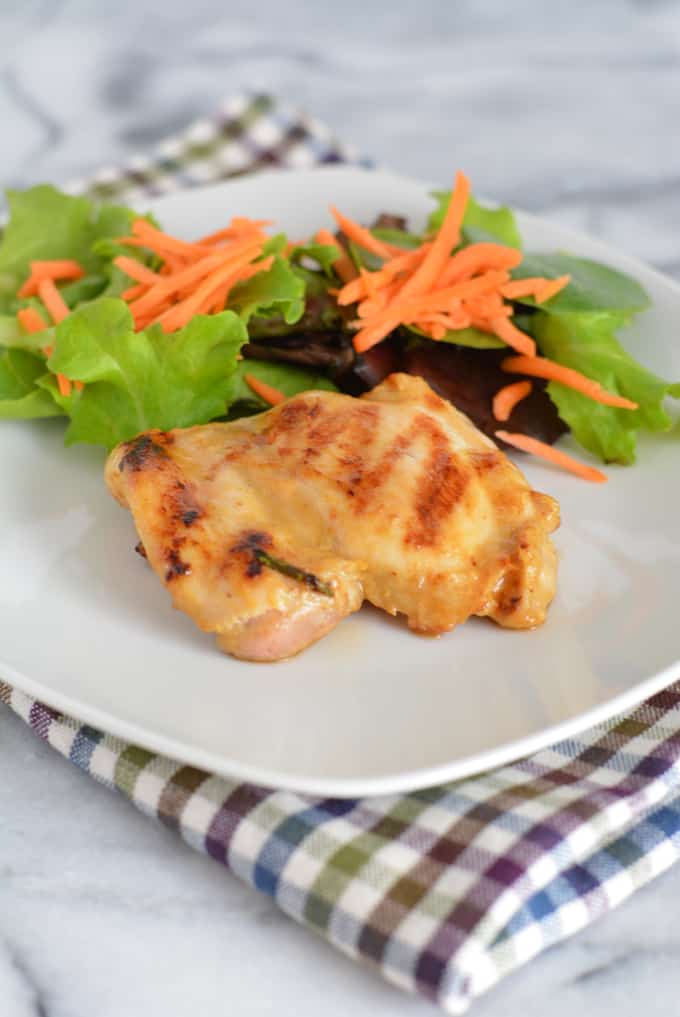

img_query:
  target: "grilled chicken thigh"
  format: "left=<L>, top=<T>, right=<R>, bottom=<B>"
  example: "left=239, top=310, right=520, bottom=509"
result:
left=105, top=374, right=559, bottom=661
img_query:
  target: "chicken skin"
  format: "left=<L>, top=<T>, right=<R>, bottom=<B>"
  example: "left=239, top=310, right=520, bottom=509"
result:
left=105, top=374, right=559, bottom=661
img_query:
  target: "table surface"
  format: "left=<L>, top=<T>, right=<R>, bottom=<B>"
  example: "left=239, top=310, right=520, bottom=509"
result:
left=2, top=1, right=680, bottom=1014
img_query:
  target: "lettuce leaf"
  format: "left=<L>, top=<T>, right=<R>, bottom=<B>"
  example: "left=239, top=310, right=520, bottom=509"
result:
left=372, top=227, right=422, bottom=250
left=288, top=241, right=340, bottom=278
left=513, top=253, right=650, bottom=315
left=0, top=186, right=139, bottom=314
left=230, top=256, right=305, bottom=324
left=531, top=310, right=680, bottom=464
left=346, top=229, right=422, bottom=274
left=0, top=314, right=27, bottom=348
left=0, top=348, right=62, bottom=419
left=42, top=299, right=247, bottom=449
left=427, top=192, right=522, bottom=249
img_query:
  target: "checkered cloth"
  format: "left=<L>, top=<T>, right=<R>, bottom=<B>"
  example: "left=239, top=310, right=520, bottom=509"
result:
left=3, top=93, right=680, bottom=1014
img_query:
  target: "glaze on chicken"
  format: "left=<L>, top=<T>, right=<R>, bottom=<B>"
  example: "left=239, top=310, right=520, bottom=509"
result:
left=105, top=374, right=559, bottom=661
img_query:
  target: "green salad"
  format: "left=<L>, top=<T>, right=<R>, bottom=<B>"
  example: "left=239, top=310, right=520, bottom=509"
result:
left=0, top=179, right=677, bottom=475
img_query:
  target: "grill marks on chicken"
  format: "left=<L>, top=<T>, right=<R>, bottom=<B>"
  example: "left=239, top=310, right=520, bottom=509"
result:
left=106, top=374, right=560, bottom=662
left=117, top=432, right=205, bottom=582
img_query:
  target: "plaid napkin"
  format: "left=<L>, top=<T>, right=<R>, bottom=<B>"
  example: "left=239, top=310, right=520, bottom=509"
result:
left=3, top=93, right=680, bottom=1014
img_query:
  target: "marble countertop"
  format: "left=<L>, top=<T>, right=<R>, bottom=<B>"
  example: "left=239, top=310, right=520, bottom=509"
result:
left=2, top=1, right=680, bottom=1014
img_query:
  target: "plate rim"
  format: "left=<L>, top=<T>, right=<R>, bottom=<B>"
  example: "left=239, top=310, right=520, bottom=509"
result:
left=5, top=656, right=680, bottom=796
left=3, top=164, right=680, bottom=797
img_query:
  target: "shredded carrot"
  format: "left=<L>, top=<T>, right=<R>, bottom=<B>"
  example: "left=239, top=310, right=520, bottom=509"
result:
left=55, top=374, right=72, bottom=398
left=350, top=270, right=512, bottom=352
left=16, top=305, right=77, bottom=396
left=492, top=381, right=533, bottom=421
left=500, top=278, right=551, bottom=300
left=31, top=280, right=73, bottom=396
left=362, top=272, right=508, bottom=324
left=499, top=274, right=571, bottom=303
left=440, top=243, right=522, bottom=285
left=121, top=283, right=147, bottom=301
left=17, top=306, right=48, bottom=334
left=328, top=172, right=582, bottom=358
left=421, top=323, right=446, bottom=340
left=231, top=216, right=270, bottom=233
left=417, top=308, right=472, bottom=331
left=150, top=255, right=273, bottom=332
left=314, top=228, right=357, bottom=283
left=113, top=256, right=162, bottom=286
left=244, top=374, right=286, bottom=406
left=40, top=337, right=72, bottom=398
left=495, top=430, right=607, bottom=483
left=330, top=170, right=561, bottom=357
left=38, top=278, right=70, bottom=325
left=191, top=257, right=274, bottom=317
left=359, top=267, right=379, bottom=299
left=159, top=252, right=188, bottom=273
left=115, top=233, right=205, bottom=261
left=501, top=355, right=638, bottom=410
left=19, top=259, right=85, bottom=297
left=467, top=292, right=512, bottom=322
left=337, top=269, right=392, bottom=306
left=353, top=314, right=404, bottom=354
left=336, top=246, right=430, bottom=306
left=199, top=219, right=271, bottom=245
left=489, top=316, right=536, bottom=357
left=356, top=279, right=404, bottom=318
left=30, top=259, right=84, bottom=277
left=330, top=208, right=393, bottom=260
left=397, top=171, right=471, bottom=301
left=130, top=219, right=216, bottom=258
left=313, top=229, right=337, bottom=247
left=536, top=275, right=571, bottom=303
left=127, top=250, right=242, bottom=321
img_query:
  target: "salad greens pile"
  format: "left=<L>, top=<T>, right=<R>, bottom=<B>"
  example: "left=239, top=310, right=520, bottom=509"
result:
left=0, top=182, right=677, bottom=466
left=361, top=192, right=679, bottom=464
left=0, top=185, right=329, bottom=447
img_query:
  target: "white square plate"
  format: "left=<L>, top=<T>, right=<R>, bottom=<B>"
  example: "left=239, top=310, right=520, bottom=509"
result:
left=2, top=166, right=679, bottom=796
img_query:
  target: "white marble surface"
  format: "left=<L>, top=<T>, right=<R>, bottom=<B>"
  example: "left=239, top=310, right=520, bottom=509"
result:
left=2, top=1, right=680, bottom=1014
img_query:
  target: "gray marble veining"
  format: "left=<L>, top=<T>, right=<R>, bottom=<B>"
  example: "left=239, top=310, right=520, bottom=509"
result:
left=2, top=1, right=680, bottom=1014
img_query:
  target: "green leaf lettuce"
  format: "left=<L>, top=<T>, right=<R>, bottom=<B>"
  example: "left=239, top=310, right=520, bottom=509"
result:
left=0, top=185, right=141, bottom=315
left=512, top=253, right=650, bottom=315
left=42, top=298, right=248, bottom=449
left=531, top=310, right=680, bottom=464
left=230, top=255, right=305, bottom=324
left=427, top=192, right=522, bottom=249
left=0, top=348, right=62, bottom=420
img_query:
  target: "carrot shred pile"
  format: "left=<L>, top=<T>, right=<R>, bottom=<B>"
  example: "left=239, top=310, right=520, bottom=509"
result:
left=9, top=176, right=639, bottom=485
left=114, top=217, right=276, bottom=332
left=330, top=170, right=642, bottom=481
left=332, top=172, right=547, bottom=355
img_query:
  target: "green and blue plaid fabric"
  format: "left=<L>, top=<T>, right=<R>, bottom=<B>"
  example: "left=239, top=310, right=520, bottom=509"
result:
left=3, top=94, right=680, bottom=1015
